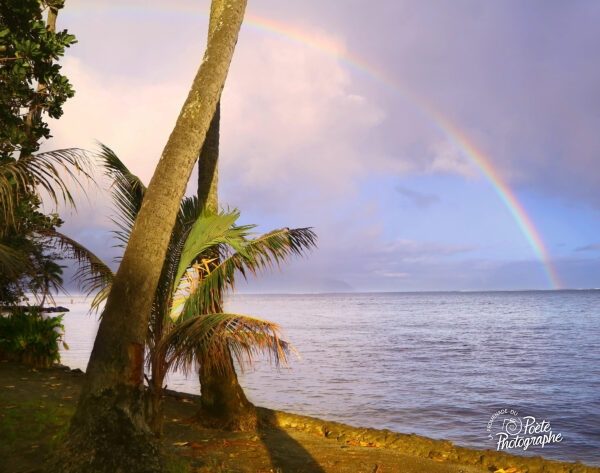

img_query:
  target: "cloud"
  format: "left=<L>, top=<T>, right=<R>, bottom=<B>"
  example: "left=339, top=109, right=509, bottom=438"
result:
left=43, top=2, right=600, bottom=293
left=219, top=32, right=386, bottom=211
left=354, top=1, right=600, bottom=207
left=395, top=185, right=440, bottom=208
left=576, top=243, right=600, bottom=252
left=47, top=57, right=187, bottom=185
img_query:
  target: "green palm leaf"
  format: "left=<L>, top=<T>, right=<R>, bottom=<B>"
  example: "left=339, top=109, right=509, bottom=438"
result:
left=173, top=210, right=248, bottom=289
left=96, top=144, right=146, bottom=253
left=174, top=227, right=317, bottom=321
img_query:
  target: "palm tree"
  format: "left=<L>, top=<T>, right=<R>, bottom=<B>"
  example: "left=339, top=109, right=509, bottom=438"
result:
left=90, top=146, right=316, bottom=434
left=32, top=259, right=66, bottom=307
left=60, top=5, right=248, bottom=470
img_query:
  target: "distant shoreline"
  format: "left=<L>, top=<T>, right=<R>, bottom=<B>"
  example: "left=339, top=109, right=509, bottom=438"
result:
left=232, top=288, right=600, bottom=297
left=57, top=288, right=600, bottom=299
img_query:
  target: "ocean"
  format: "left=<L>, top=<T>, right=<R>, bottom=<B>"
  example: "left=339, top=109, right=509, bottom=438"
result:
left=56, top=290, right=600, bottom=465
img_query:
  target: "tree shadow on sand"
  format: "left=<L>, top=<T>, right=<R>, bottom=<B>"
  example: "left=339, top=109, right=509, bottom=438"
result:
left=257, top=409, right=326, bottom=473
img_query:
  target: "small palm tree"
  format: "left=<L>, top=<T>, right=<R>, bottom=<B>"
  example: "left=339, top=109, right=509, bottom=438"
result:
left=79, top=145, right=316, bottom=434
left=32, top=259, right=66, bottom=307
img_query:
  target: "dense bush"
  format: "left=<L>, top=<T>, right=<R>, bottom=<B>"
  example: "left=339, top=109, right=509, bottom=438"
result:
left=0, top=309, right=67, bottom=368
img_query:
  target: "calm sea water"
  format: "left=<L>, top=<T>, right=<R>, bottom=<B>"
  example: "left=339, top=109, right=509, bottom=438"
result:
left=56, top=291, right=600, bottom=465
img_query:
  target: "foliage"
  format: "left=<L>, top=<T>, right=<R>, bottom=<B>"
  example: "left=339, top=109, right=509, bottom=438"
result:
left=0, top=191, right=63, bottom=305
left=45, top=228, right=113, bottom=312
left=0, top=2, right=95, bottom=308
left=163, top=312, right=291, bottom=375
left=98, top=145, right=315, bottom=371
left=0, top=308, right=67, bottom=368
left=87, top=146, right=316, bottom=417
left=0, top=0, right=76, bottom=159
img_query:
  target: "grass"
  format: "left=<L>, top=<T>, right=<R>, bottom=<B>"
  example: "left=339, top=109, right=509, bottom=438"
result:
left=1, top=361, right=597, bottom=473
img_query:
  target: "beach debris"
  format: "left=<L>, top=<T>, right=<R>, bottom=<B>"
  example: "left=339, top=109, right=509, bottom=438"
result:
left=429, top=450, right=449, bottom=462
left=172, top=441, right=190, bottom=447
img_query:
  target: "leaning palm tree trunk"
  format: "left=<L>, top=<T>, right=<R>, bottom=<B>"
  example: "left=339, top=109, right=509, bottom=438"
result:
left=194, top=0, right=258, bottom=432
left=55, top=2, right=247, bottom=472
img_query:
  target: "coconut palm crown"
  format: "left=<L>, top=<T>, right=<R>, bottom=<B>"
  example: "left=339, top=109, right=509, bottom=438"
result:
left=71, top=145, right=316, bottom=431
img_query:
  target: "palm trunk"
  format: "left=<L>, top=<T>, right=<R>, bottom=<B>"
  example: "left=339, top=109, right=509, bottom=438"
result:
left=195, top=93, right=258, bottom=434
left=147, top=296, right=168, bottom=436
left=147, top=344, right=168, bottom=436
left=197, top=102, right=220, bottom=213
left=54, top=3, right=247, bottom=472
left=198, top=352, right=257, bottom=431
left=195, top=0, right=257, bottom=433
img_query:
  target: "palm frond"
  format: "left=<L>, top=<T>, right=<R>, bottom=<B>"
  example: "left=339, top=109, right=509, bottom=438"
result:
left=174, top=227, right=317, bottom=321
left=43, top=230, right=114, bottom=312
left=28, top=148, right=94, bottom=205
left=160, top=196, right=204, bottom=294
left=0, top=149, right=93, bottom=224
left=161, top=312, right=293, bottom=375
left=0, top=242, right=28, bottom=277
left=96, top=144, right=146, bottom=254
left=173, top=210, right=249, bottom=288
left=0, top=160, right=28, bottom=227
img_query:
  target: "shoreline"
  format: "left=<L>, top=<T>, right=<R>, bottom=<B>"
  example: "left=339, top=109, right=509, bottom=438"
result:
left=163, top=389, right=599, bottom=473
left=1, top=361, right=597, bottom=473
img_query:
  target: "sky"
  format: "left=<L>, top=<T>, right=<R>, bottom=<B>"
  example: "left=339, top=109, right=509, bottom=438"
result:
left=45, top=0, right=600, bottom=292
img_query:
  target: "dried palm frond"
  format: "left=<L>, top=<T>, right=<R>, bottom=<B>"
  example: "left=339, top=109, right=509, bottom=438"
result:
left=161, top=312, right=294, bottom=375
left=0, top=242, right=28, bottom=278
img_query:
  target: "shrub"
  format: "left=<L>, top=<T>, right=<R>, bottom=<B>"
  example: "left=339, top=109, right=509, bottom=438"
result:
left=0, top=309, right=67, bottom=368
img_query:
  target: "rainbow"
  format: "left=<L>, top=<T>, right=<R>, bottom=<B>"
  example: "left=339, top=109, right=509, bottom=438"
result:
left=242, top=13, right=562, bottom=289
left=65, top=4, right=562, bottom=288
